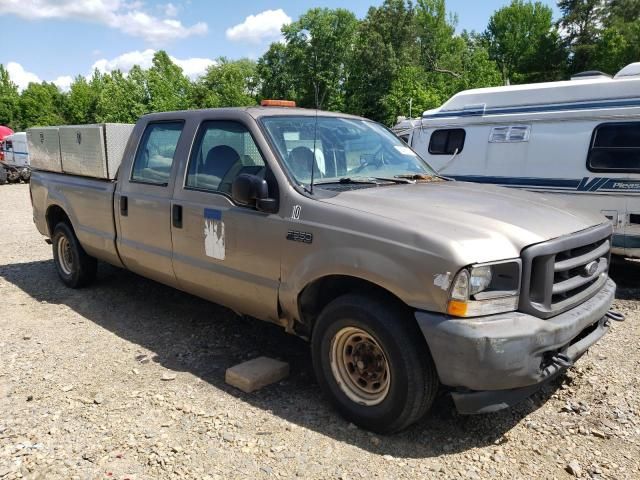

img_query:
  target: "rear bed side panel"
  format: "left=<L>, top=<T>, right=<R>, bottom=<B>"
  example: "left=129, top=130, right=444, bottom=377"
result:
left=31, top=170, right=123, bottom=268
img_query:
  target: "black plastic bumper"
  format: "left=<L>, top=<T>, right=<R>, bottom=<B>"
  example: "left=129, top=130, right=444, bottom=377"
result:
left=415, top=278, right=617, bottom=414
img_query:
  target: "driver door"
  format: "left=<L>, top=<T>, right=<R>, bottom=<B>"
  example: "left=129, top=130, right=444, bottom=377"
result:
left=170, top=119, right=283, bottom=322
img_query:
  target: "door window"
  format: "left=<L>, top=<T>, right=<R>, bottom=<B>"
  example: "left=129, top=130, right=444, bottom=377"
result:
left=186, top=121, right=265, bottom=194
left=588, top=122, right=640, bottom=173
left=131, top=122, right=184, bottom=186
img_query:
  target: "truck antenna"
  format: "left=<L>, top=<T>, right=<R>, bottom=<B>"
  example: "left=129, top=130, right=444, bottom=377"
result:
left=310, top=82, right=320, bottom=194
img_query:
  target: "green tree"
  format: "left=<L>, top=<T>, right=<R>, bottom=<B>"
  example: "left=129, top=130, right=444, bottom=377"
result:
left=486, top=0, right=565, bottom=84
left=415, top=0, right=458, bottom=74
left=19, top=82, right=66, bottom=128
left=147, top=50, right=191, bottom=112
left=65, top=71, right=103, bottom=124
left=0, top=65, right=20, bottom=129
left=412, top=1, right=501, bottom=104
left=607, top=0, right=640, bottom=22
left=282, top=8, right=359, bottom=110
left=590, top=0, right=640, bottom=73
left=95, top=69, right=148, bottom=123
left=345, top=0, right=419, bottom=121
left=557, top=0, right=605, bottom=73
left=190, top=58, right=258, bottom=108
left=257, top=43, right=297, bottom=101
left=381, top=66, right=440, bottom=123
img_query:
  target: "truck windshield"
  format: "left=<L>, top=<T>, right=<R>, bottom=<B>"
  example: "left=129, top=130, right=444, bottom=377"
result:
left=261, top=116, right=436, bottom=186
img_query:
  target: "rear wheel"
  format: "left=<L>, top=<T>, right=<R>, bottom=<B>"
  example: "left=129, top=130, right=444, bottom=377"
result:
left=311, top=294, right=439, bottom=433
left=0, top=168, right=6, bottom=185
left=52, top=222, right=97, bottom=288
left=20, top=168, right=31, bottom=182
left=6, top=168, right=19, bottom=183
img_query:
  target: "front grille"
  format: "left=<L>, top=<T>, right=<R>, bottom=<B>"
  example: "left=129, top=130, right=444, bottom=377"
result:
left=520, top=223, right=612, bottom=319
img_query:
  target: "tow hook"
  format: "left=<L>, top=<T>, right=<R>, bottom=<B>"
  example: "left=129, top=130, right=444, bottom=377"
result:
left=549, top=353, right=574, bottom=369
left=605, top=310, right=625, bottom=322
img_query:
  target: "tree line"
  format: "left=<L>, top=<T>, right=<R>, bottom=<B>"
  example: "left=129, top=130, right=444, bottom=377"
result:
left=1, top=0, right=638, bottom=131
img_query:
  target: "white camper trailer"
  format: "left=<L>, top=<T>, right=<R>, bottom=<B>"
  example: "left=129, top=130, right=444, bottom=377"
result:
left=394, top=62, right=640, bottom=258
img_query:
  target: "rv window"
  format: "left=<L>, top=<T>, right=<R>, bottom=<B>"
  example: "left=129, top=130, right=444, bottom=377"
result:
left=588, top=122, right=640, bottom=173
left=428, top=129, right=465, bottom=155
left=489, top=125, right=531, bottom=143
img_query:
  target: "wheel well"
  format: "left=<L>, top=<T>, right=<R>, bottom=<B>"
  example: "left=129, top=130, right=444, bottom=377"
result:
left=296, top=275, right=408, bottom=337
left=46, top=205, right=72, bottom=237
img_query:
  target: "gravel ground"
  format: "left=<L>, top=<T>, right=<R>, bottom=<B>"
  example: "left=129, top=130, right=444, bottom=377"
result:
left=0, top=183, right=639, bottom=480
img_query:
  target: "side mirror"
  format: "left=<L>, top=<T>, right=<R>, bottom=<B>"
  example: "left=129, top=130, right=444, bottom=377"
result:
left=232, top=174, right=278, bottom=213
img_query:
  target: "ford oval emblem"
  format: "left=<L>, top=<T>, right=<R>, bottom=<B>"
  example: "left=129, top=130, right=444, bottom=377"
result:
left=583, top=261, right=598, bottom=277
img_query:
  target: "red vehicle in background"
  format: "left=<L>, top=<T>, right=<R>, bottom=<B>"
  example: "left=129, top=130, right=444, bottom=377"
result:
left=0, top=125, right=14, bottom=161
left=1, top=126, right=15, bottom=184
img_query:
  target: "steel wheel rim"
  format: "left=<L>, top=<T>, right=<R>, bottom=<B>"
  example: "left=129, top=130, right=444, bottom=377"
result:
left=330, top=326, right=391, bottom=406
left=57, top=235, right=73, bottom=275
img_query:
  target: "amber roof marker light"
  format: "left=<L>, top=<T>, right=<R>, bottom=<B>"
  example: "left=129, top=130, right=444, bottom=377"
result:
left=260, top=99, right=296, bottom=107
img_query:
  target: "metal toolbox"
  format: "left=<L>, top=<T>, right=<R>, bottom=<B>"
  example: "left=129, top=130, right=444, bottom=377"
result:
left=27, top=127, right=62, bottom=172
left=59, top=123, right=134, bottom=179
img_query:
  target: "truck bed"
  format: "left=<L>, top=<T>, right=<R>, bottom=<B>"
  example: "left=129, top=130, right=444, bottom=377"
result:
left=30, top=170, right=123, bottom=268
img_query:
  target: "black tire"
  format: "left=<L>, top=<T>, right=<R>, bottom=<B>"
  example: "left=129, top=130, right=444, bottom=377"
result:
left=0, top=168, right=6, bottom=185
left=51, top=222, right=97, bottom=288
left=311, top=294, right=439, bottom=433
left=6, top=168, right=19, bottom=183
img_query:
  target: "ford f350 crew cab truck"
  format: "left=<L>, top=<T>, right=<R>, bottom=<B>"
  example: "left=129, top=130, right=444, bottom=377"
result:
left=29, top=105, right=621, bottom=433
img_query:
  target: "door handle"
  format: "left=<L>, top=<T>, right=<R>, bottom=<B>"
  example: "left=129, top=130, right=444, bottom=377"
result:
left=172, top=204, right=183, bottom=228
left=120, top=195, right=128, bottom=216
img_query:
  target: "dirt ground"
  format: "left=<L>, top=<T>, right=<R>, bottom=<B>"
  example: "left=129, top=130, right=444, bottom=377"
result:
left=0, top=183, right=639, bottom=480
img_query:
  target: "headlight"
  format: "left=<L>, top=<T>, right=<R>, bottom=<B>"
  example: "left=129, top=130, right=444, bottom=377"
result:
left=447, top=260, right=521, bottom=317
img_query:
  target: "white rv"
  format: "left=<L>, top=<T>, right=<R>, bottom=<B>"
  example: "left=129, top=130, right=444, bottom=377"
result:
left=1, top=132, right=31, bottom=182
left=394, top=62, right=640, bottom=258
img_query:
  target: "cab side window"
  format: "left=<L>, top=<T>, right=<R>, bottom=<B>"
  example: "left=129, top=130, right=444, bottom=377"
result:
left=429, top=128, right=465, bottom=154
left=588, top=122, right=640, bottom=173
left=186, top=121, right=266, bottom=195
left=131, top=122, right=184, bottom=186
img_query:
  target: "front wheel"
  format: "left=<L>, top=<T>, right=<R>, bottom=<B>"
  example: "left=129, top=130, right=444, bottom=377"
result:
left=311, top=294, right=439, bottom=433
left=52, top=222, right=97, bottom=288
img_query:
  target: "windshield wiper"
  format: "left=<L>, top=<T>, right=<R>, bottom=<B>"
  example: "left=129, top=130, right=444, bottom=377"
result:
left=314, top=177, right=380, bottom=185
left=372, top=176, right=413, bottom=184
left=394, top=173, right=436, bottom=180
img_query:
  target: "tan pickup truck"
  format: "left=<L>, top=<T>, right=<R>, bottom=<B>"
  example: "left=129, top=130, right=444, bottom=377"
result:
left=29, top=105, right=622, bottom=433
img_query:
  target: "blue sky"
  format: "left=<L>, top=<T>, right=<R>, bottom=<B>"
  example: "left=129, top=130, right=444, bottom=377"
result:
left=0, top=0, right=559, bottom=91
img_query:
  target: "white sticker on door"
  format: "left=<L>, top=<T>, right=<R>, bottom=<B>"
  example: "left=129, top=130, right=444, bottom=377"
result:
left=204, top=208, right=225, bottom=260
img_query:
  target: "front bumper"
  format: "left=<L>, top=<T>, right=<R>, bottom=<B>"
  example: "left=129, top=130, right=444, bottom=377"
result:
left=415, top=278, right=617, bottom=414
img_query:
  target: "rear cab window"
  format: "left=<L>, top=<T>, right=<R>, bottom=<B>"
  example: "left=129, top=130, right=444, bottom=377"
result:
left=588, top=122, right=640, bottom=173
left=131, top=122, right=184, bottom=186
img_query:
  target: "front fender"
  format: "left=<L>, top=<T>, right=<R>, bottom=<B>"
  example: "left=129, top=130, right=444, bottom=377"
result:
left=279, top=243, right=451, bottom=322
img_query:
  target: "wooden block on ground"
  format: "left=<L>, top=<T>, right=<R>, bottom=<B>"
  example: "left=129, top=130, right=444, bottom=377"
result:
left=225, top=356, right=290, bottom=393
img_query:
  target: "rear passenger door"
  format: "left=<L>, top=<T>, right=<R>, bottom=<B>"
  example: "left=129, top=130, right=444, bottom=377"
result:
left=170, top=118, right=283, bottom=322
left=115, top=120, right=185, bottom=287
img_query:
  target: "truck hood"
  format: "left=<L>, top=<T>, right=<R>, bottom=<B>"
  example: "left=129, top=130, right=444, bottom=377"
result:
left=319, top=181, right=607, bottom=263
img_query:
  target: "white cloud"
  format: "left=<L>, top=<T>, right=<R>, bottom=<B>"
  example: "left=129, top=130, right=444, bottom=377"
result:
left=4, top=49, right=215, bottom=94
left=0, top=0, right=207, bottom=45
left=226, top=9, right=291, bottom=44
left=91, top=49, right=157, bottom=73
left=5, top=62, right=41, bottom=91
left=173, top=57, right=216, bottom=79
left=91, top=49, right=215, bottom=79
left=53, top=75, right=74, bottom=92
left=164, top=2, right=178, bottom=17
